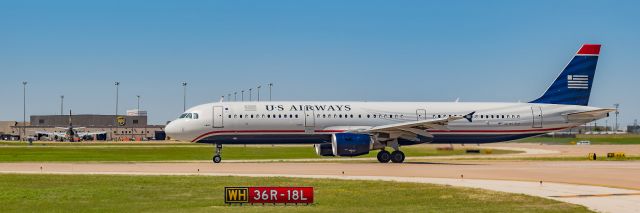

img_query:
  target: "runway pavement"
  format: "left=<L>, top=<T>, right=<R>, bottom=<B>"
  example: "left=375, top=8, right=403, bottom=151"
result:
left=1, top=160, right=639, bottom=213
left=1, top=143, right=639, bottom=212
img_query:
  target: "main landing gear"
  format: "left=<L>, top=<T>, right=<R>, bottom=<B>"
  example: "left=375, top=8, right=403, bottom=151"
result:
left=212, top=144, right=222, bottom=163
left=376, top=139, right=405, bottom=163
left=377, top=150, right=405, bottom=163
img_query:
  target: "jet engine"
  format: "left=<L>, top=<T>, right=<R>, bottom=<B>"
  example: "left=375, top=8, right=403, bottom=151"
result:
left=331, top=133, right=372, bottom=156
left=314, top=143, right=334, bottom=156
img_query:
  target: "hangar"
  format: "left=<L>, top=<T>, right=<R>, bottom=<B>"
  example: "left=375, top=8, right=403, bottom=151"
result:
left=1, top=110, right=166, bottom=141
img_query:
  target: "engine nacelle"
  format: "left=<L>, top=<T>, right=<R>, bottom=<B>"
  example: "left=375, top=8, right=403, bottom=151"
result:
left=314, top=143, right=334, bottom=156
left=331, top=133, right=372, bottom=157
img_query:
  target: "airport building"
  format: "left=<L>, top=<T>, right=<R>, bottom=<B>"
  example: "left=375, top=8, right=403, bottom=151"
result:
left=0, top=110, right=166, bottom=141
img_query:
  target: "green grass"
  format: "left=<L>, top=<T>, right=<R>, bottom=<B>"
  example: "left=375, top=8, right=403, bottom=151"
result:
left=430, top=156, right=640, bottom=162
left=0, top=174, right=591, bottom=213
left=0, top=140, right=198, bottom=146
left=0, top=145, right=517, bottom=162
left=515, top=135, right=640, bottom=145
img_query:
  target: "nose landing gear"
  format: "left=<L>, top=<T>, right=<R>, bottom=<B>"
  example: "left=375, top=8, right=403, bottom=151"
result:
left=212, top=144, right=222, bottom=163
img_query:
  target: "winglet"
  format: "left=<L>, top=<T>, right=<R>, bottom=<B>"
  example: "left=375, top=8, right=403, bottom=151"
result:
left=463, top=111, right=475, bottom=122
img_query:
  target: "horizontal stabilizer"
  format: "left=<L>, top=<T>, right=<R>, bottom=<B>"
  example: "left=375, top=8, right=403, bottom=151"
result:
left=565, top=109, right=614, bottom=121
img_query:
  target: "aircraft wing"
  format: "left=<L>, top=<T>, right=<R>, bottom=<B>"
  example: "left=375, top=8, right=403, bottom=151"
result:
left=351, top=112, right=474, bottom=138
left=76, top=131, right=107, bottom=137
left=35, top=131, right=65, bottom=137
left=565, top=109, right=615, bottom=121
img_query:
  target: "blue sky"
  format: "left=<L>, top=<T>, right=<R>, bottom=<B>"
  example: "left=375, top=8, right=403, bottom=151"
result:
left=1, top=0, right=638, bottom=126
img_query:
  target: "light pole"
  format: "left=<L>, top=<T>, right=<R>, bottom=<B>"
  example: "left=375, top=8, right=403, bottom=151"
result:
left=22, top=81, right=27, bottom=141
left=137, top=95, right=141, bottom=114
left=60, top=95, right=64, bottom=115
left=241, top=90, right=244, bottom=102
left=257, top=85, right=261, bottom=101
left=115, top=82, right=120, bottom=140
left=614, top=103, right=619, bottom=132
left=249, top=88, right=253, bottom=101
left=268, top=83, right=273, bottom=101
left=137, top=95, right=141, bottom=139
left=181, top=82, right=187, bottom=111
left=234, top=92, right=237, bottom=101
left=228, top=93, right=231, bottom=101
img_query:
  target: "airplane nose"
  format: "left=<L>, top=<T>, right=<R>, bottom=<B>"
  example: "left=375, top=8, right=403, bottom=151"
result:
left=164, top=121, right=181, bottom=140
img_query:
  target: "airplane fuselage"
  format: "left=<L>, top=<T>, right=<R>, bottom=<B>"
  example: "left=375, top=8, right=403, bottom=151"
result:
left=166, top=101, right=605, bottom=144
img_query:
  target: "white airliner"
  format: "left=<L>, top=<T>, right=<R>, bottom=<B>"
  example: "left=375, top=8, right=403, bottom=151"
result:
left=35, top=110, right=107, bottom=142
left=165, top=44, right=613, bottom=163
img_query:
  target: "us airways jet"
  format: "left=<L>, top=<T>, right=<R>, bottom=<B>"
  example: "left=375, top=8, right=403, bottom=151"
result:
left=165, top=44, right=613, bottom=163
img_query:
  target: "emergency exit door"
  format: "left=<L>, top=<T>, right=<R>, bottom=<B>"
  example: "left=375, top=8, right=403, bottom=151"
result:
left=416, top=109, right=427, bottom=121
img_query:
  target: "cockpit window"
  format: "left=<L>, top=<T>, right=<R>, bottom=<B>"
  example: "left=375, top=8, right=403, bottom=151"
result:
left=179, top=113, right=198, bottom=119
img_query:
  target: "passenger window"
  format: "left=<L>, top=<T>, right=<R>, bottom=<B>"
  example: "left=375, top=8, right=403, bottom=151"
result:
left=228, top=115, right=231, bottom=118
left=279, top=114, right=282, bottom=118
left=295, top=114, right=299, bottom=118
left=239, top=115, right=243, bottom=118
left=367, top=115, right=370, bottom=118
left=267, top=115, right=271, bottom=118
left=358, top=115, right=362, bottom=118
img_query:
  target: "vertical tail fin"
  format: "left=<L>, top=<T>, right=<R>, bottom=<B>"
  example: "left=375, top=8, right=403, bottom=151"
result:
left=530, top=44, right=601, bottom=106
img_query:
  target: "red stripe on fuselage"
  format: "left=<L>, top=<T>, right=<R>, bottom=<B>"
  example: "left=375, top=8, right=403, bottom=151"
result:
left=191, top=127, right=567, bottom=142
left=192, top=130, right=306, bottom=142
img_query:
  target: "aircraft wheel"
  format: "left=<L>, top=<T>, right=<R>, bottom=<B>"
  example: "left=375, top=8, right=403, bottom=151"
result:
left=390, top=151, right=405, bottom=163
left=213, top=155, right=222, bottom=163
left=377, top=150, right=391, bottom=163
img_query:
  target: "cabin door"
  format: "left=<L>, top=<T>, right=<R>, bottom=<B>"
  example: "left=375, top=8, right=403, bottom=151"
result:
left=304, top=109, right=315, bottom=128
left=531, top=106, right=543, bottom=128
left=213, top=106, right=224, bottom=128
